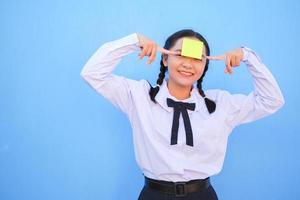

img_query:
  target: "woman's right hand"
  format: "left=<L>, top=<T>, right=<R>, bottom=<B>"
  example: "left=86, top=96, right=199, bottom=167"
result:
left=137, top=33, right=178, bottom=64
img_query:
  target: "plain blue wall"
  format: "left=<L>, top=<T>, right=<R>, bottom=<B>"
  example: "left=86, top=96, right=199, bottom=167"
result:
left=1, top=0, right=299, bottom=199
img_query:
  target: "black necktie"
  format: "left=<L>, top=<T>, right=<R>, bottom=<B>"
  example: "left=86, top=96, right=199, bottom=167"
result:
left=166, top=98, right=195, bottom=146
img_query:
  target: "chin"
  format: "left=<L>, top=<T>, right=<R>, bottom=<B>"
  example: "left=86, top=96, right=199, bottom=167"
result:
left=175, top=79, right=195, bottom=88
left=175, top=72, right=199, bottom=86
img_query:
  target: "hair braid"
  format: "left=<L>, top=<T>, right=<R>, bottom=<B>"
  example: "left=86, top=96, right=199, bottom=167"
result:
left=196, top=64, right=216, bottom=113
left=149, top=59, right=167, bottom=102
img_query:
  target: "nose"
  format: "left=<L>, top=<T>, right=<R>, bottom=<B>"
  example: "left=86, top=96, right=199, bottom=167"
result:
left=182, top=58, right=193, bottom=69
left=182, top=63, right=192, bottom=69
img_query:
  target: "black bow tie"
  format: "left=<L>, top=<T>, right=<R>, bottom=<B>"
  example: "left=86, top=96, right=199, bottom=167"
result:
left=166, top=98, right=195, bottom=146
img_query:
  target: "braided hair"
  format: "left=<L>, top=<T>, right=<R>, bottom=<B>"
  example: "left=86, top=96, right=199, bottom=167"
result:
left=149, top=29, right=216, bottom=114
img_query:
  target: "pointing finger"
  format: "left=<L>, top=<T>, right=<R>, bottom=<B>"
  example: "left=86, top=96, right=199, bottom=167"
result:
left=206, top=55, right=226, bottom=61
left=157, top=46, right=179, bottom=55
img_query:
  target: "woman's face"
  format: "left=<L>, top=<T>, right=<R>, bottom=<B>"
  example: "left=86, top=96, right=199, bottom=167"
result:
left=163, top=37, right=207, bottom=88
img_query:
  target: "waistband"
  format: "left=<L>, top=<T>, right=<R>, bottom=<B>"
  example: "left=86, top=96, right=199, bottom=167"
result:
left=144, top=176, right=211, bottom=197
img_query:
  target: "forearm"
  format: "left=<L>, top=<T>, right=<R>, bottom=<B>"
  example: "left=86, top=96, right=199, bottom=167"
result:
left=80, top=33, right=140, bottom=89
left=243, top=47, right=285, bottom=111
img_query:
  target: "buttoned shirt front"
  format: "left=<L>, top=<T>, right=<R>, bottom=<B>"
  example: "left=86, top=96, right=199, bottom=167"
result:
left=80, top=33, right=285, bottom=182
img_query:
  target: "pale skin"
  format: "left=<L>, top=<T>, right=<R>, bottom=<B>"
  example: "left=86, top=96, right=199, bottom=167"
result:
left=137, top=33, right=244, bottom=100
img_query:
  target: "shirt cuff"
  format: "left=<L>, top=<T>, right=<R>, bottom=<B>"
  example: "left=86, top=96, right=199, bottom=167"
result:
left=130, top=33, right=140, bottom=47
left=125, top=33, right=140, bottom=49
left=241, top=46, right=263, bottom=63
left=241, top=46, right=251, bottom=62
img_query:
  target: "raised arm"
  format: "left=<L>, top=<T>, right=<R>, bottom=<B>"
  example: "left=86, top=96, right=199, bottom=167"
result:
left=80, top=33, right=177, bottom=114
left=208, top=47, right=285, bottom=127
left=80, top=33, right=141, bottom=114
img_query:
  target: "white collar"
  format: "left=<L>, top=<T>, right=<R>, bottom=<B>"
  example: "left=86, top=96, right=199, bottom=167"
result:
left=155, top=79, right=204, bottom=112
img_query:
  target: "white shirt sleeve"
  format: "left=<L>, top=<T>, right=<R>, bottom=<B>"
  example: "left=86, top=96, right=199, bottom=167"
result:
left=80, top=33, right=141, bottom=114
left=224, top=47, right=285, bottom=128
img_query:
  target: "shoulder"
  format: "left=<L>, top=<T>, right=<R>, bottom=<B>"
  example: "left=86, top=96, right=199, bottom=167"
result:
left=126, top=78, right=150, bottom=91
left=204, top=89, right=231, bottom=102
left=204, top=89, right=245, bottom=107
left=204, top=88, right=250, bottom=113
left=124, top=78, right=151, bottom=98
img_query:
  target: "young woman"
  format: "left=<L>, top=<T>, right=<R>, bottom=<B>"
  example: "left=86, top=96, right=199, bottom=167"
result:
left=80, top=29, right=284, bottom=200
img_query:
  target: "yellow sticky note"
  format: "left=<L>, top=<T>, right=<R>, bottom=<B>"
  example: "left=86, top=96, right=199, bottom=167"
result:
left=181, top=38, right=204, bottom=60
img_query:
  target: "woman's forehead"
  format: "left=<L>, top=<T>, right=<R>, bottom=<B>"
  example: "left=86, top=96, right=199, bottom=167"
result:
left=170, top=37, right=207, bottom=54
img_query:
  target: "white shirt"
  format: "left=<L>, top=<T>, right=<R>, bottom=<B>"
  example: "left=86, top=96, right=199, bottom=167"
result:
left=80, top=33, right=285, bottom=182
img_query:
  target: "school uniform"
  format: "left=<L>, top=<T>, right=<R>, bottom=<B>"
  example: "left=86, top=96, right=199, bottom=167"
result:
left=80, top=33, right=285, bottom=199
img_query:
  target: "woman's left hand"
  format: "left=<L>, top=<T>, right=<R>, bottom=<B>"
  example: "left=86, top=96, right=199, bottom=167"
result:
left=206, top=48, right=244, bottom=75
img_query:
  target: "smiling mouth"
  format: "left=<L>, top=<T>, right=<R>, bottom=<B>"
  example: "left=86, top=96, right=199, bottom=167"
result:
left=178, top=70, right=194, bottom=76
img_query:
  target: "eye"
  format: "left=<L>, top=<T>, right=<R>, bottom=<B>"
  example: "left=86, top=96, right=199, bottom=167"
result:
left=172, top=53, right=182, bottom=58
left=192, top=58, right=204, bottom=63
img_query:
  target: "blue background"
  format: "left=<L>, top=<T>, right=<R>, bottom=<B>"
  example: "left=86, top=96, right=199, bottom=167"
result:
left=1, top=0, right=299, bottom=199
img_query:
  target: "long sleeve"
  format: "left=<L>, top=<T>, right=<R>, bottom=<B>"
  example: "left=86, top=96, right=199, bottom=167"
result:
left=225, top=47, right=285, bottom=127
left=80, top=33, right=141, bottom=114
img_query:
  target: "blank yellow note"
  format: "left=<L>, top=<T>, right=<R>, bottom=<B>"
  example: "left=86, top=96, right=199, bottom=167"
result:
left=181, top=38, right=204, bottom=60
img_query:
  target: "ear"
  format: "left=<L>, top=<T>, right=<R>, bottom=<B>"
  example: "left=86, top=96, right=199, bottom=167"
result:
left=162, top=54, right=168, bottom=67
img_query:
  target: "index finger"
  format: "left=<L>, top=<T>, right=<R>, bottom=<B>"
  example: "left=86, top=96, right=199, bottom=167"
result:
left=157, top=46, right=179, bottom=55
left=206, top=55, right=226, bottom=61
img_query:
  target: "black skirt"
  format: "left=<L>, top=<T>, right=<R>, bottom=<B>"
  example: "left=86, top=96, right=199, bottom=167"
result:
left=138, top=176, right=218, bottom=200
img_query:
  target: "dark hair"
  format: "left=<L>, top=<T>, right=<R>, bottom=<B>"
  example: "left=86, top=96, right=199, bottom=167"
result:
left=149, top=29, right=216, bottom=114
